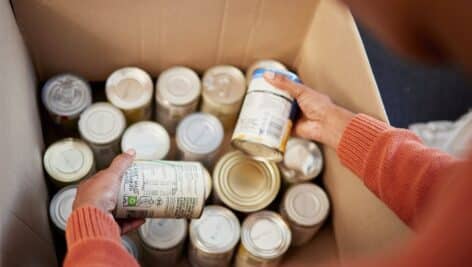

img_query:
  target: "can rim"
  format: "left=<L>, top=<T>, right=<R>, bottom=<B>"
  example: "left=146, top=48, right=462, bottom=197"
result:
left=156, top=66, right=201, bottom=106
left=202, top=65, right=246, bottom=105
left=176, top=113, right=224, bottom=155
left=121, top=235, right=140, bottom=260
left=138, top=218, right=188, bottom=250
left=245, top=59, right=287, bottom=83
left=231, top=138, right=283, bottom=162
left=49, top=185, right=77, bottom=231
left=121, top=121, right=170, bottom=160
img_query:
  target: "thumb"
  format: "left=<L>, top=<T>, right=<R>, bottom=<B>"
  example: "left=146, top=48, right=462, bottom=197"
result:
left=106, top=149, right=136, bottom=177
left=263, top=71, right=305, bottom=99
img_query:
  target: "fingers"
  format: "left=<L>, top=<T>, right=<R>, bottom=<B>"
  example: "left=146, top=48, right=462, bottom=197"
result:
left=106, top=149, right=136, bottom=177
left=264, top=71, right=305, bottom=99
left=118, top=218, right=145, bottom=234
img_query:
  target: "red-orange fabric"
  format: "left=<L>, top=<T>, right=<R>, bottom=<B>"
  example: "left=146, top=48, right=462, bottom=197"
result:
left=64, top=114, right=472, bottom=267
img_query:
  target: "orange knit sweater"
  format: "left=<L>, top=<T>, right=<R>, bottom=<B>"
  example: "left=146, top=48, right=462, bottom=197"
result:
left=64, top=114, right=472, bottom=267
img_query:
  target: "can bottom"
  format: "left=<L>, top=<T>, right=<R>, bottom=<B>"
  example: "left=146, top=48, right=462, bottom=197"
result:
left=231, top=139, right=283, bottom=162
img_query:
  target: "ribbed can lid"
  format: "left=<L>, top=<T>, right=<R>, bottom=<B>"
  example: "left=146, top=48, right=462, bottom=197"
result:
left=106, top=67, right=153, bottom=110
left=49, top=185, right=77, bottom=231
left=202, top=65, right=246, bottom=105
left=121, top=121, right=170, bottom=160
left=156, top=66, right=201, bottom=106
left=246, top=59, right=287, bottom=83
left=139, top=218, right=188, bottom=250
left=176, top=113, right=224, bottom=155
left=79, top=102, right=126, bottom=144
left=280, top=137, right=323, bottom=182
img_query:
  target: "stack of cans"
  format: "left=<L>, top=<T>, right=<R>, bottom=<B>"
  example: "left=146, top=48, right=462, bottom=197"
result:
left=43, top=59, right=330, bottom=267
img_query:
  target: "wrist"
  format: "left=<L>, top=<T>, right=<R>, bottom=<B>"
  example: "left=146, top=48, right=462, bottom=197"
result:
left=322, top=105, right=355, bottom=149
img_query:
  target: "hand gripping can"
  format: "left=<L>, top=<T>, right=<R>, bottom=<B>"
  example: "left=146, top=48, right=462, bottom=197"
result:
left=114, top=160, right=206, bottom=219
left=232, top=68, right=301, bottom=162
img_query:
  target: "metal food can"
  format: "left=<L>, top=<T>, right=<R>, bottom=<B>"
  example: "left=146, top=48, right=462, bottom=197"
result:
left=203, top=166, right=212, bottom=201
left=235, top=211, right=291, bottom=267
left=121, top=121, right=171, bottom=161
left=41, top=74, right=92, bottom=127
left=156, top=66, right=201, bottom=134
left=138, top=218, right=187, bottom=266
left=49, top=185, right=77, bottom=231
left=280, top=183, right=329, bottom=247
left=106, top=67, right=154, bottom=123
left=43, top=138, right=95, bottom=187
left=188, top=205, right=240, bottom=267
left=78, top=102, right=126, bottom=169
left=176, top=113, right=224, bottom=170
left=121, top=235, right=141, bottom=261
left=279, top=137, right=323, bottom=184
left=115, top=160, right=206, bottom=219
left=245, top=60, right=287, bottom=84
left=232, top=69, right=301, bottom=162
left=213, top=151, right=280, bottom=213
left=201, top=65, right=246, bottom=129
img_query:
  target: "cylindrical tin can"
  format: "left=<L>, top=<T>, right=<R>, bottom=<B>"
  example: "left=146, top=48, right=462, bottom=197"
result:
left=279, top=137, right=324, bottom=184
left=138, top=218, right=187, bottom=266
left=245, top=60, right=287, bottom=84
left=235, top=211, right=291, bottom=267
left=106, top=67, right=154, bottom=123
left=41, top=74, right=92, bottom=127
left=201, top=65, right=246, bottom=129
left=280, top=183, right=330, bottom=247
left=43, top=138, right=95, bottom=187
left=115, top=160, right=206, bottom=219
left=49, top=185, right=77, bottom=231
left=188, top=205, right=240, bottom=267
left=121, top=121, right=171, bottom=161
left=78, top=102, right=126, bottom=169
left=213, top=151, right=280, bottom=213
left=203, top=166, right=212, bottom=201
left=176, top=113, right=224, bottom=170
left=156, top=66, right=201, bottom=134
left=232, top=69, right=301, bottom=162
left=121, top=235, right=141, bottom=261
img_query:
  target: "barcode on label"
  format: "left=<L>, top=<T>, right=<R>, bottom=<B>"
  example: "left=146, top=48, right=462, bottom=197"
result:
left=266, top=119, right=284, bottom=140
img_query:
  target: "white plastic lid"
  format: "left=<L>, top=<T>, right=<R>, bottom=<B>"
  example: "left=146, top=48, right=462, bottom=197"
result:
left=105, top=67, right=153, bottom=110
left=121, top=121, right=170, bottom=160
left=139, top=218, right=188, bottom=250
left=156, top=66, right=201, bottom=106
left=49, top=185, right=77, bottom=231
left=176, top=113, right=224, bottom=155
left=202, top=65, right=246, bottom=105
left=79, top=102, right=126, bottom=145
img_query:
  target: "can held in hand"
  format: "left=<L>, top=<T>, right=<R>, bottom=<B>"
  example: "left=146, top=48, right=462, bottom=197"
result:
left=106, top=67, right=154, bottom=123
left=201, top=65, right=246, bottom=129
left=279, top=137, right=323, bottom=184
left=232, top=69, right=301, bottom=162
left=280, top=183, right=329, bottom=246
left=122, top=235, right=141, bottom=261
left=41, top=74, right=92, bottom=127
left=79, top=102, right=126, bottom=169
left=115, top=160, right=206, bottom=219
left=43, top=138, right=95, bottom=187
left=138, top=218, right=187, bottom=266
left=188, top=205, right=240, bottom=267
left=121, top=121, right=171, bottom=161
left=156, top=66, right=201, bottom=134
left=176, top=113, right=224, bottom=169
left=235, top=211, right=291, bottom=267
left=49, top=185, right=77, bottom=232
left=213, top=151, right=280, bottom=213
left=245, top=60, right=287, bottom=84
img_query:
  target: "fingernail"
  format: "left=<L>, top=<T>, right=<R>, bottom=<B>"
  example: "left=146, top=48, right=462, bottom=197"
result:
left=125, top=149, right=136, bottom=156
left=264, top=71, right=276, bottom=80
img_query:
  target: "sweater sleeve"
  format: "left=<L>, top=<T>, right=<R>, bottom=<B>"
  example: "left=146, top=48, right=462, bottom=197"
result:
left=336, top=114, right=458, bottom=227
left=64, top=206, right=139, bottom=267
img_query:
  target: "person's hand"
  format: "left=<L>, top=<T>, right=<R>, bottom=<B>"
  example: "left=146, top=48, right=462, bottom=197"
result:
left=73, top=149, right=144, bottom=234
left=264, top=71, right=355, bottom=149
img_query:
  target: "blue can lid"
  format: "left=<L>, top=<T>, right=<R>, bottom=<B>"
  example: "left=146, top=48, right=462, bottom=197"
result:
left=252, top=68, right=302, bottom=83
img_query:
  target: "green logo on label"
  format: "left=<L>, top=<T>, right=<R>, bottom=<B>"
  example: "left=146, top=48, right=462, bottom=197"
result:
left=127, top=196, right=137, bottom=207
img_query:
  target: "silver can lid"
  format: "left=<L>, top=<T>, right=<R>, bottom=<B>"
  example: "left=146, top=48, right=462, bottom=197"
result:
left=106, top=67, right=153, bottom=110
left=202, top=65, right=246, bottom=105
left=246, top=59, right=287, bottom=83
left=49, top=185, right=77, bottom=231
left=121, top=235, right=140, bottom=260
left=190, top=205, right=240, bottom=254
left=79, top=102, right=126, bottom=145
left=156, top=66, right=201, bottom=106
left=41, top=74, right=92, bottom=117
left=283, top=183, right=330, bottom=227
left=281, top=137, right=323, bottom=182
left=176, top=113, right=224, bottom=155
left=139, top=218, right=188, bottom=250
left=241, top=211, right=291, bottom=260
left=121, top=121, right=170, bottom=160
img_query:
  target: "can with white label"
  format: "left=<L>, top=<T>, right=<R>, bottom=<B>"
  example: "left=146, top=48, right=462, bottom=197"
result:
left=235, top=211, right=291, bottom=267
left=232, top=69, right=301, bottom=162
left=280, top=183, right=329, bottom=246
left=41, top=74, right=92, bottom=127
left=213, top=151, right=280, bottom=213
left=138, top=218, right=187, bottom=266
left=156, top=66, right=201, bottom=134
left=176, top=113, right=224, bottom=170
left=106, top=67, right=154, bottom=123
left=43, top=138, right=95, bottom=187
left=188, top=205, right=240, bottom=267
left=245, top=60, right=287, bottom=84
left=115, top=160, right=206, bottom=219
left=49, top=185, right=77, bottom=232
left=279, top=137, right=324, bottom=184
left=121, top=121, right=171, bottom=161
left=201, top=65, right=246, bottom=129
left=121, top=235, right=141, bottom=261
left=79, top=102, right=126, bottom=169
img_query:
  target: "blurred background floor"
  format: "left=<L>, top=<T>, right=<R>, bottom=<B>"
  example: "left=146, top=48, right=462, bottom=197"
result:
left=358, top=25, right=472, bottom=128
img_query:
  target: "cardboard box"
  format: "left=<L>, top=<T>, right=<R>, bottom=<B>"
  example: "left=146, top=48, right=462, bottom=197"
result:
left=1, top=0, right=410, bottom=265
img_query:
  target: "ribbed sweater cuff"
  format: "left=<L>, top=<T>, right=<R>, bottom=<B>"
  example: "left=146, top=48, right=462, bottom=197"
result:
left=65, top=206, right=121, bottom=248
left=337, top=114, right=389, bottom=177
